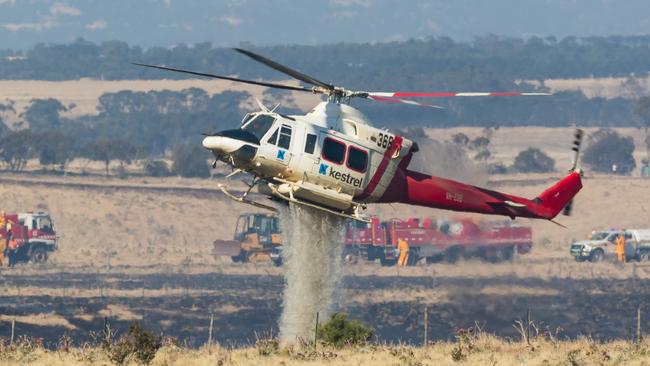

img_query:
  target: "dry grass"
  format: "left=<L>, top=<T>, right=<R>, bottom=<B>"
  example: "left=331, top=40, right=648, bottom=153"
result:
left=0, top=335, right=648, bottom=365
left=425, top=126, right=649, bottom=172
left=1, top=170, right=649, bottom=272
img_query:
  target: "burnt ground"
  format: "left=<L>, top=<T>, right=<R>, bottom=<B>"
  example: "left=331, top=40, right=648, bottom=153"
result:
left=0, top=270, right=648, bottom=348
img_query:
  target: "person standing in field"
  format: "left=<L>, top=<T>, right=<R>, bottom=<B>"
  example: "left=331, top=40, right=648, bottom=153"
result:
left=0, top=214, right=6, bottom=267
left=616, top=233, right=626, bottom=263
left=397, top=237, right=410, bottom=266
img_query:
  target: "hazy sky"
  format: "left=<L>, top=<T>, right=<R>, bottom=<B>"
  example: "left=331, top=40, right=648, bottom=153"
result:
left=2, top=0, right=650, bottom=49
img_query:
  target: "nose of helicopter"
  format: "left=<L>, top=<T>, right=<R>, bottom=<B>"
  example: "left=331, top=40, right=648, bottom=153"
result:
left=202, top=129, right=260, bottom=163
left=202, top=129, right=260, bottom=153
left=201, top=135, right=244, bottom=153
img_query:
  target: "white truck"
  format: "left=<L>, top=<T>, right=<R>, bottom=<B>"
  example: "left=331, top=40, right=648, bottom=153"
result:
left=628, top=229, right=650, bottom=261
left=570, top=229, right=650, bottom=262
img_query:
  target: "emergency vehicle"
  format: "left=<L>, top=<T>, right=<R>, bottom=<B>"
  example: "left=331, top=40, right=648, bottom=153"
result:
left=0, top=212, right=58, bottom=266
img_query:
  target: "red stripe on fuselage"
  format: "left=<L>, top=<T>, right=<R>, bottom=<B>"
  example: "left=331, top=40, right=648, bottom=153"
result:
left=356, top=136, right=404, bottom=200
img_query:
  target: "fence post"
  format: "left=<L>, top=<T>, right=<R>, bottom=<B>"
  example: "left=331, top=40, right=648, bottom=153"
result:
left=526, top=308, right=531, bottom=345
left=637, top=306, right=642, bottom=344
left=314, top=312, right=319, bottom=351
left=208, top=313, right=214, bottom=347
left=423, top=305, right=428, bottom=346
left=103, top=316, right=108, bottom=344
left=10, top=318, right=15, bottom=346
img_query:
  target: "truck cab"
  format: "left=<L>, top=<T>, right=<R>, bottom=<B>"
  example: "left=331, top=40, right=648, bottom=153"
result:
left=213, top=213, right=282, bottom=264
left=2, top=212, right=58, bottom=265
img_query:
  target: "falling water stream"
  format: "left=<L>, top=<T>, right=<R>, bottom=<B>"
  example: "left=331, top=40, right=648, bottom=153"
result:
left=278, top=204, right=345, bottom=342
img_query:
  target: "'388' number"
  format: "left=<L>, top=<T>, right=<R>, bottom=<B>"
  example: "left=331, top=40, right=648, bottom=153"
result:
left=377, top=133, right=394, bottom=149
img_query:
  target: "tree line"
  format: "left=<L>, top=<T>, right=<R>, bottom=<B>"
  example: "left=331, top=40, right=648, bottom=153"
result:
left=3, top=36, right=650, bottom=87
left=1, top=86, right=648, bottom=177
left=3, top=36, right=648, bottom=128
left=0, top=91, right=238, bottom=177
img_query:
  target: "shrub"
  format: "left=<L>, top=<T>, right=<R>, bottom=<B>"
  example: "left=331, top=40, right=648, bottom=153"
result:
left=582, top=129, right=636, bottom=174
left=171, top=145, right=211, bottom=178
left=451, top=132, right=470, bottom=147
left=513, top=147, right=555, bottom=173
left=143, top=159, right=170, bottom=177
left=255, top=337, right=279, bottom=356
left=316, top=313, right=374, bottom=347
left=110, top=322, right=162, bottom=365
left=488, top=162, right=508, bottom=174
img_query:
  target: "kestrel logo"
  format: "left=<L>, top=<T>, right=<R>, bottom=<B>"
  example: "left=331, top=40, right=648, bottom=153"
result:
left=319, top=163, right=329, bottom=175
left=277, top=150, right=286, bottom=160
left=319, top=163, right=363, bottom=187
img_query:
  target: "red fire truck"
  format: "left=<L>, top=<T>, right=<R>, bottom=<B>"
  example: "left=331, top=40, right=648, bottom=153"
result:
left=0, top=212, right=58, bottom=266
left=215, top=213, right=532, bottom=266
left=342, top=216, right=532, bottom=266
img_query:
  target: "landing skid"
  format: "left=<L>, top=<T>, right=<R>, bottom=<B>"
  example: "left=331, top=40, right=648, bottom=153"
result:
left=217, top=183, right=277, bottom=212
left=267, top=184, right=370, bottom=223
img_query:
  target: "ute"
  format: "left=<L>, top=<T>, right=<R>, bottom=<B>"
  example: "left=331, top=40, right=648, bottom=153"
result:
left=0, top=212, right=58, bottom=266
left=571, top=229, right=650, bottom=262
left=570, top=230, right=623, bottom=262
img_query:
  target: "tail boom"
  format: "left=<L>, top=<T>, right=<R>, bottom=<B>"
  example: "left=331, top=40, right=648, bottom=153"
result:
left=377, top=169, right=582, bottom=220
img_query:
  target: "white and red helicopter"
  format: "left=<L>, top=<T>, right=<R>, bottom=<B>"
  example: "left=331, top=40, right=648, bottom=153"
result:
left=135, top=49, right=582, bottom=223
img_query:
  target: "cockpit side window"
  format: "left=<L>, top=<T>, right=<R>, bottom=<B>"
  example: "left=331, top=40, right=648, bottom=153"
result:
left=242, top=115, right=275, bottom=140
left=267, top=128, right=279, bottom=145
left=278, top=125, right=292, bottom=150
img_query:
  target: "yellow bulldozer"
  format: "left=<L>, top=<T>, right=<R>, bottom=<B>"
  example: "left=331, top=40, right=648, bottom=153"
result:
left=213, top=213, right=282, bottom=264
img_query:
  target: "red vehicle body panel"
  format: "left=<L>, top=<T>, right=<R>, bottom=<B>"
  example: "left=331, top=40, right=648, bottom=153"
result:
left=342, top=216, right=532, bottom=255
left=0, top=213, right=57, bottom=250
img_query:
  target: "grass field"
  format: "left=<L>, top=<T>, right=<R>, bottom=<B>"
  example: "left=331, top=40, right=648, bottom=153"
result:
left=0, top=334, right=649, bottom=365
left=1, top=170, right=649, bottom=268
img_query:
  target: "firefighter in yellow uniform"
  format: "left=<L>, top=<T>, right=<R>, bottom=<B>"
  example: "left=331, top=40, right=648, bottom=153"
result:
left=616, top=233, right=626, bottom=263
left=397, top=238, right=410, bottom=267
left=0, top=214, right=6, bottom=267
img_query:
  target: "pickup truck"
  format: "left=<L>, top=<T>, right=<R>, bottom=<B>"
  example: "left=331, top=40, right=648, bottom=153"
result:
left=570, top=229, right=650, bottom=262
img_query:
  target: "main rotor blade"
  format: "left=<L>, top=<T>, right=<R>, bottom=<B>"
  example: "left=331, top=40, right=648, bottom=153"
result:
left=132, top=62, right=314, bottom=93
left=234, top=48, right=334, bottom=90
left=369, top=91, right=550, bottom=98
left=366, top=95, right=445, bottom=109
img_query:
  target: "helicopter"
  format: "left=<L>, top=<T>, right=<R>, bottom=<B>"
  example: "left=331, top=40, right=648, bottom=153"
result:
left=134, top=48, right=583, bottom=223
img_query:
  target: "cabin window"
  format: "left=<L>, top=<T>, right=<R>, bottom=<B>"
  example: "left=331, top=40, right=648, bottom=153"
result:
left=267, top=128, right=278, bottom=145
left=322, top=137, right=346, bottom=164
left=304, top=134, right=317, bottom=154
left=242, top=114, right=275, bottom=140
left=347, top=146, right=368, bottom=172
left=278, top=125, right=292, bottom=149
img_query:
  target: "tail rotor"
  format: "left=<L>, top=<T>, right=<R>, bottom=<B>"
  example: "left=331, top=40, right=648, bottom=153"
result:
left=563, top=128, right=584, bottom=216
left=569, top=129, right=584, bottom=173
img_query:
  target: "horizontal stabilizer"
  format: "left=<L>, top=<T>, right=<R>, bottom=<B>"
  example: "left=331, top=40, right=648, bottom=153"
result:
left=504, top=200, right=526, bottom=208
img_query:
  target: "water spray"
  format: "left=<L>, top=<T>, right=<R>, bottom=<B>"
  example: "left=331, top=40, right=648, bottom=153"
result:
left=278, top=204, right=345, bottom=342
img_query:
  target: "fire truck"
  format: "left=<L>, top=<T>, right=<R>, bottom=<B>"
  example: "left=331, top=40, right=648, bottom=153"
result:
left=0, top=212, right=58, bottom=266
left=214, top=213, right=532, bottom=266
left=343, top=216, right=532, bottom=266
